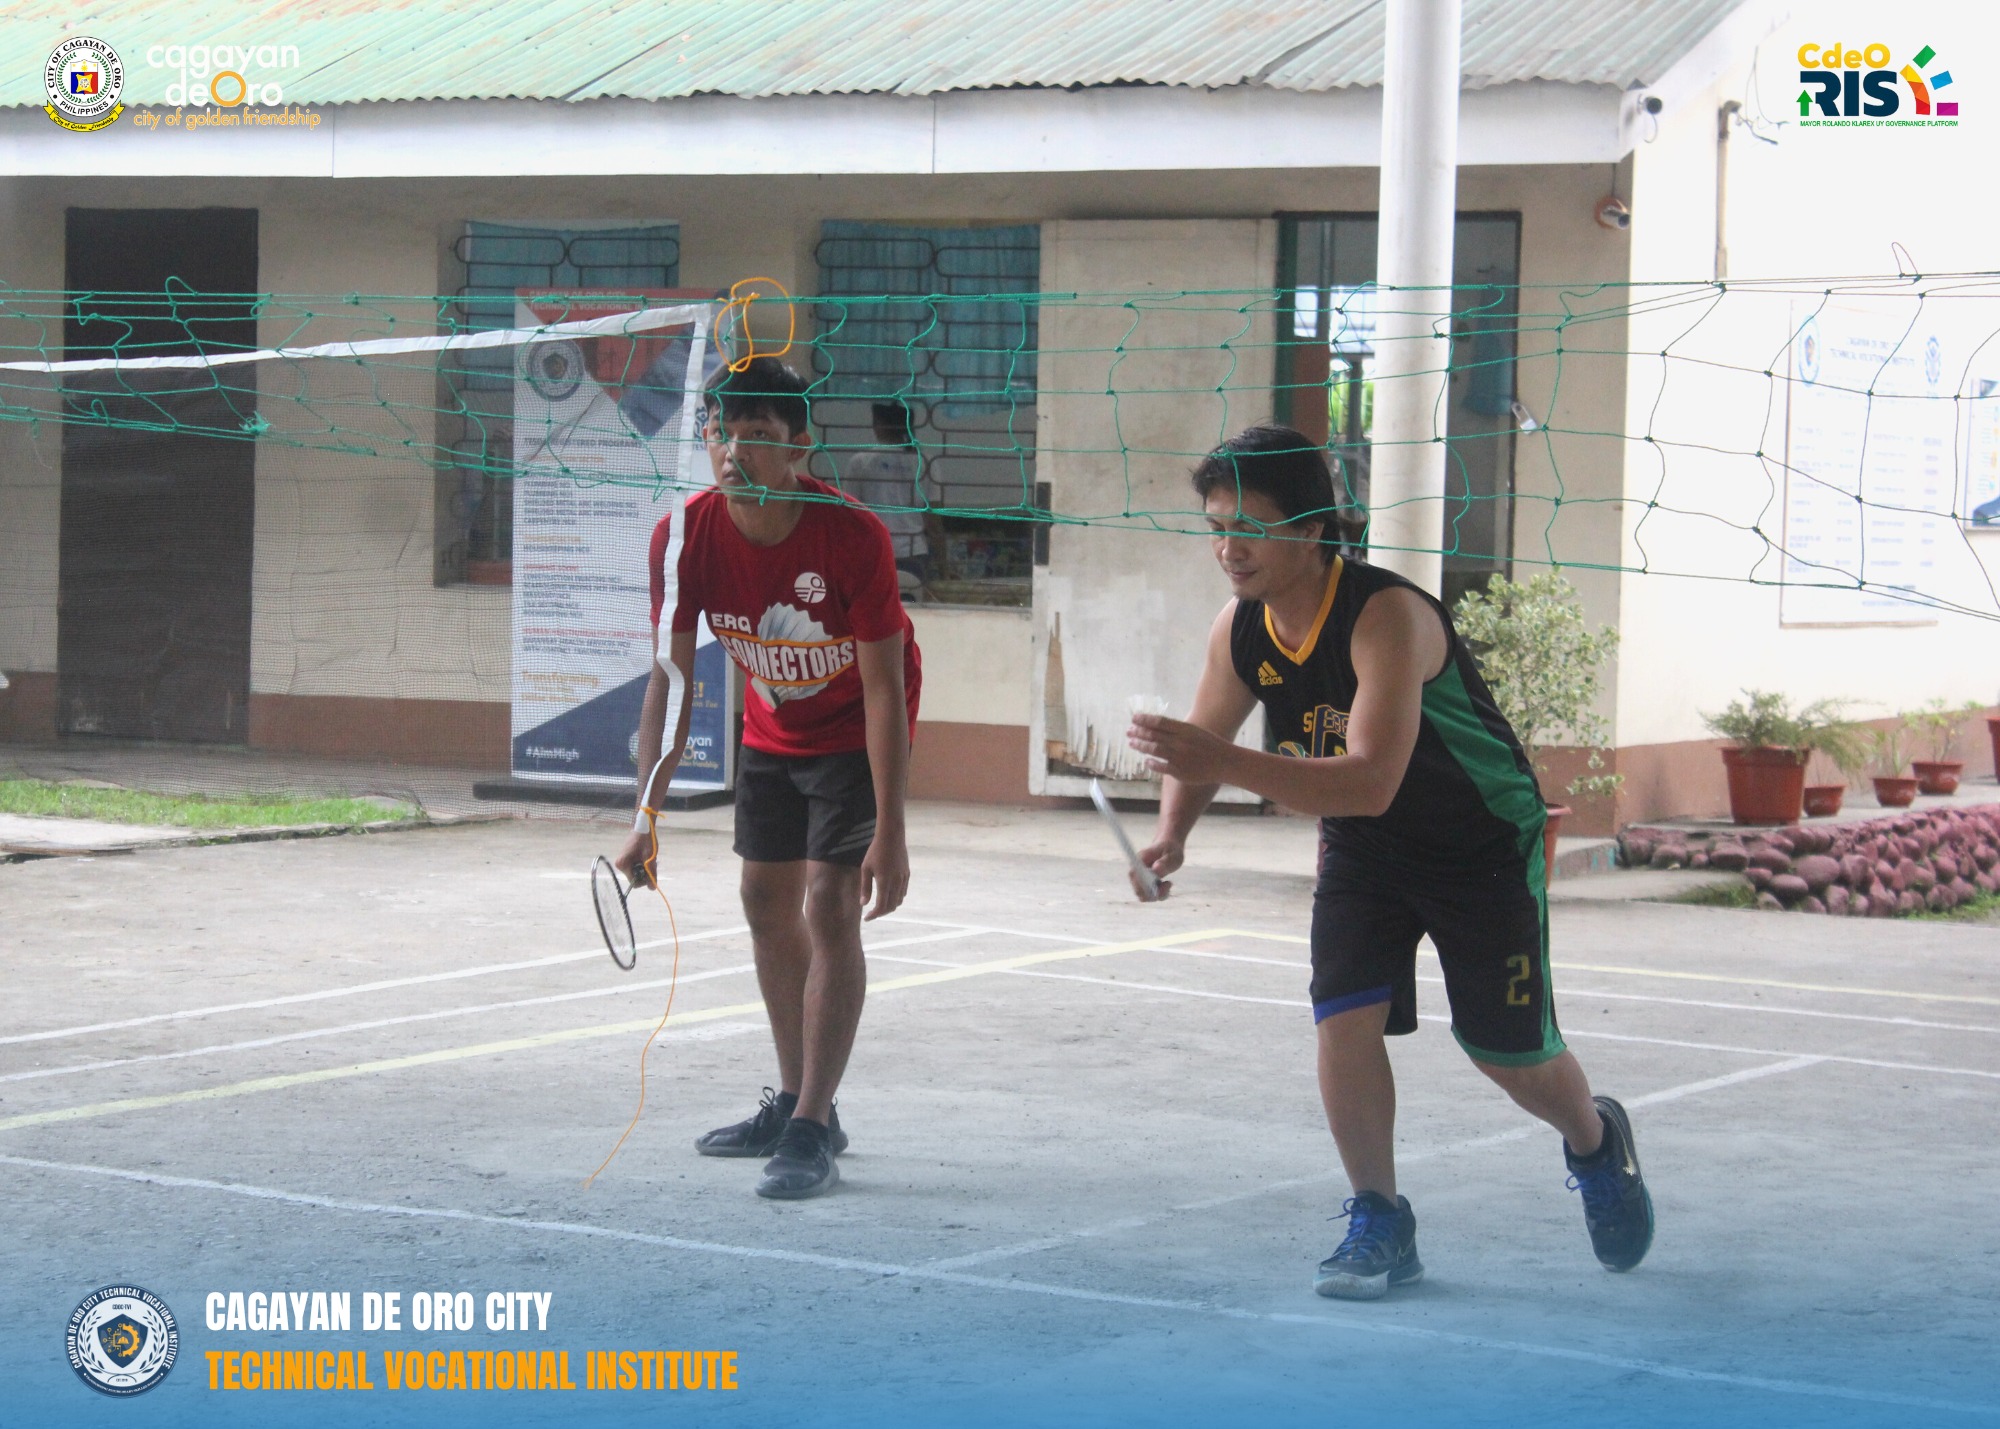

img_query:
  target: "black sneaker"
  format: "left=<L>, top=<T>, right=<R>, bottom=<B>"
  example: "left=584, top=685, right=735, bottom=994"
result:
left=694, top=1087, right=793, bottom=1158
left=755, top=1117, right=839, bottom=1200
left=1566, top=1095, right=1655, bottom=1272
left=694, top=1090, right=849, bottom=1159
left=1314, top=1192, right=1423, bottom=1300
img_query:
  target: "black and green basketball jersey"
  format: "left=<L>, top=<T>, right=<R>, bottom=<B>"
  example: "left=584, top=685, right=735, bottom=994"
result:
left=1228, top=556, right=1547, bottom=877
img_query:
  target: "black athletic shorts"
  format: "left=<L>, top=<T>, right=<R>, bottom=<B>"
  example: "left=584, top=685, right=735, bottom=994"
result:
left=733, top=746, right=877, bottom=866
left=1309, top=847, right=1565, bottom=1066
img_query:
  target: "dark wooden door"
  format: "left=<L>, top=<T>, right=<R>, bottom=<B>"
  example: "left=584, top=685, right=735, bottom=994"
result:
left=60, top=208, right=257, bottom=742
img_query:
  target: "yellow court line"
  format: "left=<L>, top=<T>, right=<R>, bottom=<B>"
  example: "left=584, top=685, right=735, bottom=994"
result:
left=0, top=929, right=1230, bottom=1135
left=1217, top=930, right=2000, bottom=1008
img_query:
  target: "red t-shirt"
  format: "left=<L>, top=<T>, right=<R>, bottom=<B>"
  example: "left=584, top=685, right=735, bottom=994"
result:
left=649, top=474, right=922, bottom=757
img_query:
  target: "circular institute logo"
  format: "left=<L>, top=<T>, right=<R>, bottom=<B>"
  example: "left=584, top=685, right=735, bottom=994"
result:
left=66, top=1285, right=178, bottom=1397
left=44, top=36, right=125, bottom=131
left=793, top=571, right=828, bottom=604
left=524, top=339, right=587, bottom=402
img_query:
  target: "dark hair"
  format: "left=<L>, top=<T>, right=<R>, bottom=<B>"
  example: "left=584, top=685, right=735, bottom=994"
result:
left=704, top=356, right=812, bottom=437
left=870, top=400, right=914, bottom=446
left=1191, top=425, right=1339, bottom=559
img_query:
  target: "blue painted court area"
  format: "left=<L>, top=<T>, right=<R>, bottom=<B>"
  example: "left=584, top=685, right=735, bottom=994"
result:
left=2, top=814, right=1996, bottom=1428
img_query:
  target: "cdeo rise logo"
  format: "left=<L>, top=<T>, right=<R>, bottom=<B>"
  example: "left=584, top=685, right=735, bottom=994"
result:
left=1796, top=42, right=1959, bottom=126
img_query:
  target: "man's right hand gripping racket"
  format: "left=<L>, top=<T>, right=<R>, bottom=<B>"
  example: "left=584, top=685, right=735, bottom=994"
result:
left=1091, top=779, right=1163, bottom=903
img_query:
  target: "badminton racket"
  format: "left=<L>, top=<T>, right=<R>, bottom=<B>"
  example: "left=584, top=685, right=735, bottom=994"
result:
left=1091, top=778, right=1162, bottom=902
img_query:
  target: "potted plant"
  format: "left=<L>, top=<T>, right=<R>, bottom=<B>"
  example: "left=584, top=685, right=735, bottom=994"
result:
left=1989, top=693, right=2000, bottom=787
left=1453, top=570, right=1623, bottom=873
left=1869, top=723, right=1918, bottom=808
left=1700, top=690, right=1832, bottom=825
left=1797, top=706, right=1869, bottom=817
left=1904, top=698, right=1983, bottom=795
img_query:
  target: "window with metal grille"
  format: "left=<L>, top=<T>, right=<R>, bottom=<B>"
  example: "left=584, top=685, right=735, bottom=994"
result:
left=1276, top=213, right=1521, bottom=613
left=435, top=221, right=680, bottom=585
left=812, top=221, right=1040, bottom=607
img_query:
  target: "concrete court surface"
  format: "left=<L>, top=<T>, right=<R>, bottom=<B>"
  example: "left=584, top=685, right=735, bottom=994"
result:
left=1, top=805, right=1997, bottom=1428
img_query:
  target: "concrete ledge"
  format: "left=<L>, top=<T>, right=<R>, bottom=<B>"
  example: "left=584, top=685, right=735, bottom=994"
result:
left=1550, top=836, right=1618, bottom=880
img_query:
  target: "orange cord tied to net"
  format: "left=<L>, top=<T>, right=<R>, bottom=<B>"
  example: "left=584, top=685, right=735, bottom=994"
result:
left=582, top=808, right=680, bottom=1190
left=718, top=276, right=794, bottom=372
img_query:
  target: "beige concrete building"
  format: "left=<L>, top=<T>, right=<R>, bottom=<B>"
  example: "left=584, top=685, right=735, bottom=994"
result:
left=3, top=0, right=1993, bottom=832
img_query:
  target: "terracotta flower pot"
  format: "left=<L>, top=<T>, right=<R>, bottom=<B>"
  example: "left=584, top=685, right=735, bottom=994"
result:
left=1801, top=783, right=1845, bottom=817
left=1872, top=775, right=1918, bottom=808
left=1912, top=760, right=1963, bottom=796
left=1720, top=746, right=1807, bottom=826
left=1542, top=804, right=1569, bottom=878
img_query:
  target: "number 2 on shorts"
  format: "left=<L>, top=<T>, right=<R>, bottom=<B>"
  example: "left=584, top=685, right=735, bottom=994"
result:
left=1505, top=954, right=1533, bottom=1007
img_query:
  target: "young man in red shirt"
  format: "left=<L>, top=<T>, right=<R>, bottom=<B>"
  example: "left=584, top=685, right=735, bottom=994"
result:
left=616, top=357, right=921, bottom=1200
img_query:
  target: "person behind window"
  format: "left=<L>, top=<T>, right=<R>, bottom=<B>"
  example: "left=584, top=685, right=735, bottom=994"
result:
left=841, top=401, right=940, bottom=597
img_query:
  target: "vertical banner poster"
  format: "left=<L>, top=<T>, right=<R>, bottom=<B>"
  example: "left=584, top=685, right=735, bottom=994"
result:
left=508, top=290, right=733, bottom=792
left=1965, top=376, right=2000, bottom=527
left=1780, top=302, right=1950, bottom=625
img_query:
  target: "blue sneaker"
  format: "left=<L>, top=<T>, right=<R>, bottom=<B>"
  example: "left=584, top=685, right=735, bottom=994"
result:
left=1314, top=1191, right=1423, bottom=1300
left=1566, top=1096, right=1655, bottom=1272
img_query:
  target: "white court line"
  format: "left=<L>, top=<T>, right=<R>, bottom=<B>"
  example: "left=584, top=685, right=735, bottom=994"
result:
left=1172, top=1056, right=1829, bottom=1214
left=878, top=954, right=2000, bottom=1083
left=893, top=915, right=2000, bottom=1010
left=4, top=1151, right=1985, bottom=1418
left=869, top=956, right=1295, bottom=1011
left=0, top=929, right=979, bottom=1085
left=932, top=1057, right=1828, bottom=1268
left=1524, top=981, right=2000, bottom=1036
left=0, top=929, right=1230, bottom=1135
left=0, top=967, right=761, bottom=1085
left=0, top=925, right=754, bottom=1047
left=0, top=925, right=974, bottom=1061
left=1118, top=946, right=2000, bottom=1036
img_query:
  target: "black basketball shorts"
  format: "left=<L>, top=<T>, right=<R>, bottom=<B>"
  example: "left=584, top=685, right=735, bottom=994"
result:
left=1308, top=848, right=1566, bottom=1066
left=733, top=746, right=878, bottom=866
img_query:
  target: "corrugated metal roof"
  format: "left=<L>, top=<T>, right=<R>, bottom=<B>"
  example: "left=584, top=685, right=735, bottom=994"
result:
left=2, top=0, right=1748, bottom=107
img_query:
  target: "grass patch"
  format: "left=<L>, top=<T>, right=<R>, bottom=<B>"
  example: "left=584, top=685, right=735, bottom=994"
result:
left=0, top=780, right=419, bottom=830
left=1909, top=889, right=2000, bottom=924
left=1660, top=879, right=1756, bottom=909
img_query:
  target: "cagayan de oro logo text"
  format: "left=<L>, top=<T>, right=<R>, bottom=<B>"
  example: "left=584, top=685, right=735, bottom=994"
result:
left=67, top=1284, right=180, bottom=1396
left=1796, top=40, right=1960, bottom=125
left=43, top=36, right=307, bottom=131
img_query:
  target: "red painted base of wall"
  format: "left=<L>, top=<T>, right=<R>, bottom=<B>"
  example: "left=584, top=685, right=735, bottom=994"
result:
left=240, top=699, right=1052, bottom=804
left=248, top=694, right=510, bottom=769
left=0, top=671, right=57, bottom=742
left=910, top=721, right=1074, bottom=806
left=16, top=689, right=1988, bottom=831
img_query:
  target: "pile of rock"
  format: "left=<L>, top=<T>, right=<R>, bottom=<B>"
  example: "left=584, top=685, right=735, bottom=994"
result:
left=1618, top=806, right=1999, bottom=915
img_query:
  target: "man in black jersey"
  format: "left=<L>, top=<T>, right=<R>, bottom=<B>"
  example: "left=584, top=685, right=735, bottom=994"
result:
left=1126, top=425, right=1653, bottom=1300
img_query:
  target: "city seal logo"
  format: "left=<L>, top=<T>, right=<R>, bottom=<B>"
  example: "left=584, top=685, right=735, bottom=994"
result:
left=67, top=1285, right=178, bottom=1396
left=44, top=36, right=125, bottom=132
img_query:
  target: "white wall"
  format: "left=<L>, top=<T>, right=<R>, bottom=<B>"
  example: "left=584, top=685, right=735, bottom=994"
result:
left=1029, top=218, right=1277, bottom=797
left=0, top=176, right=64, bottom=676
left=248, top=191, right=510, bottom=704
left=908, top=606, right=1031, bottom=725
left=1615, top=4, right=2000, bottom=747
